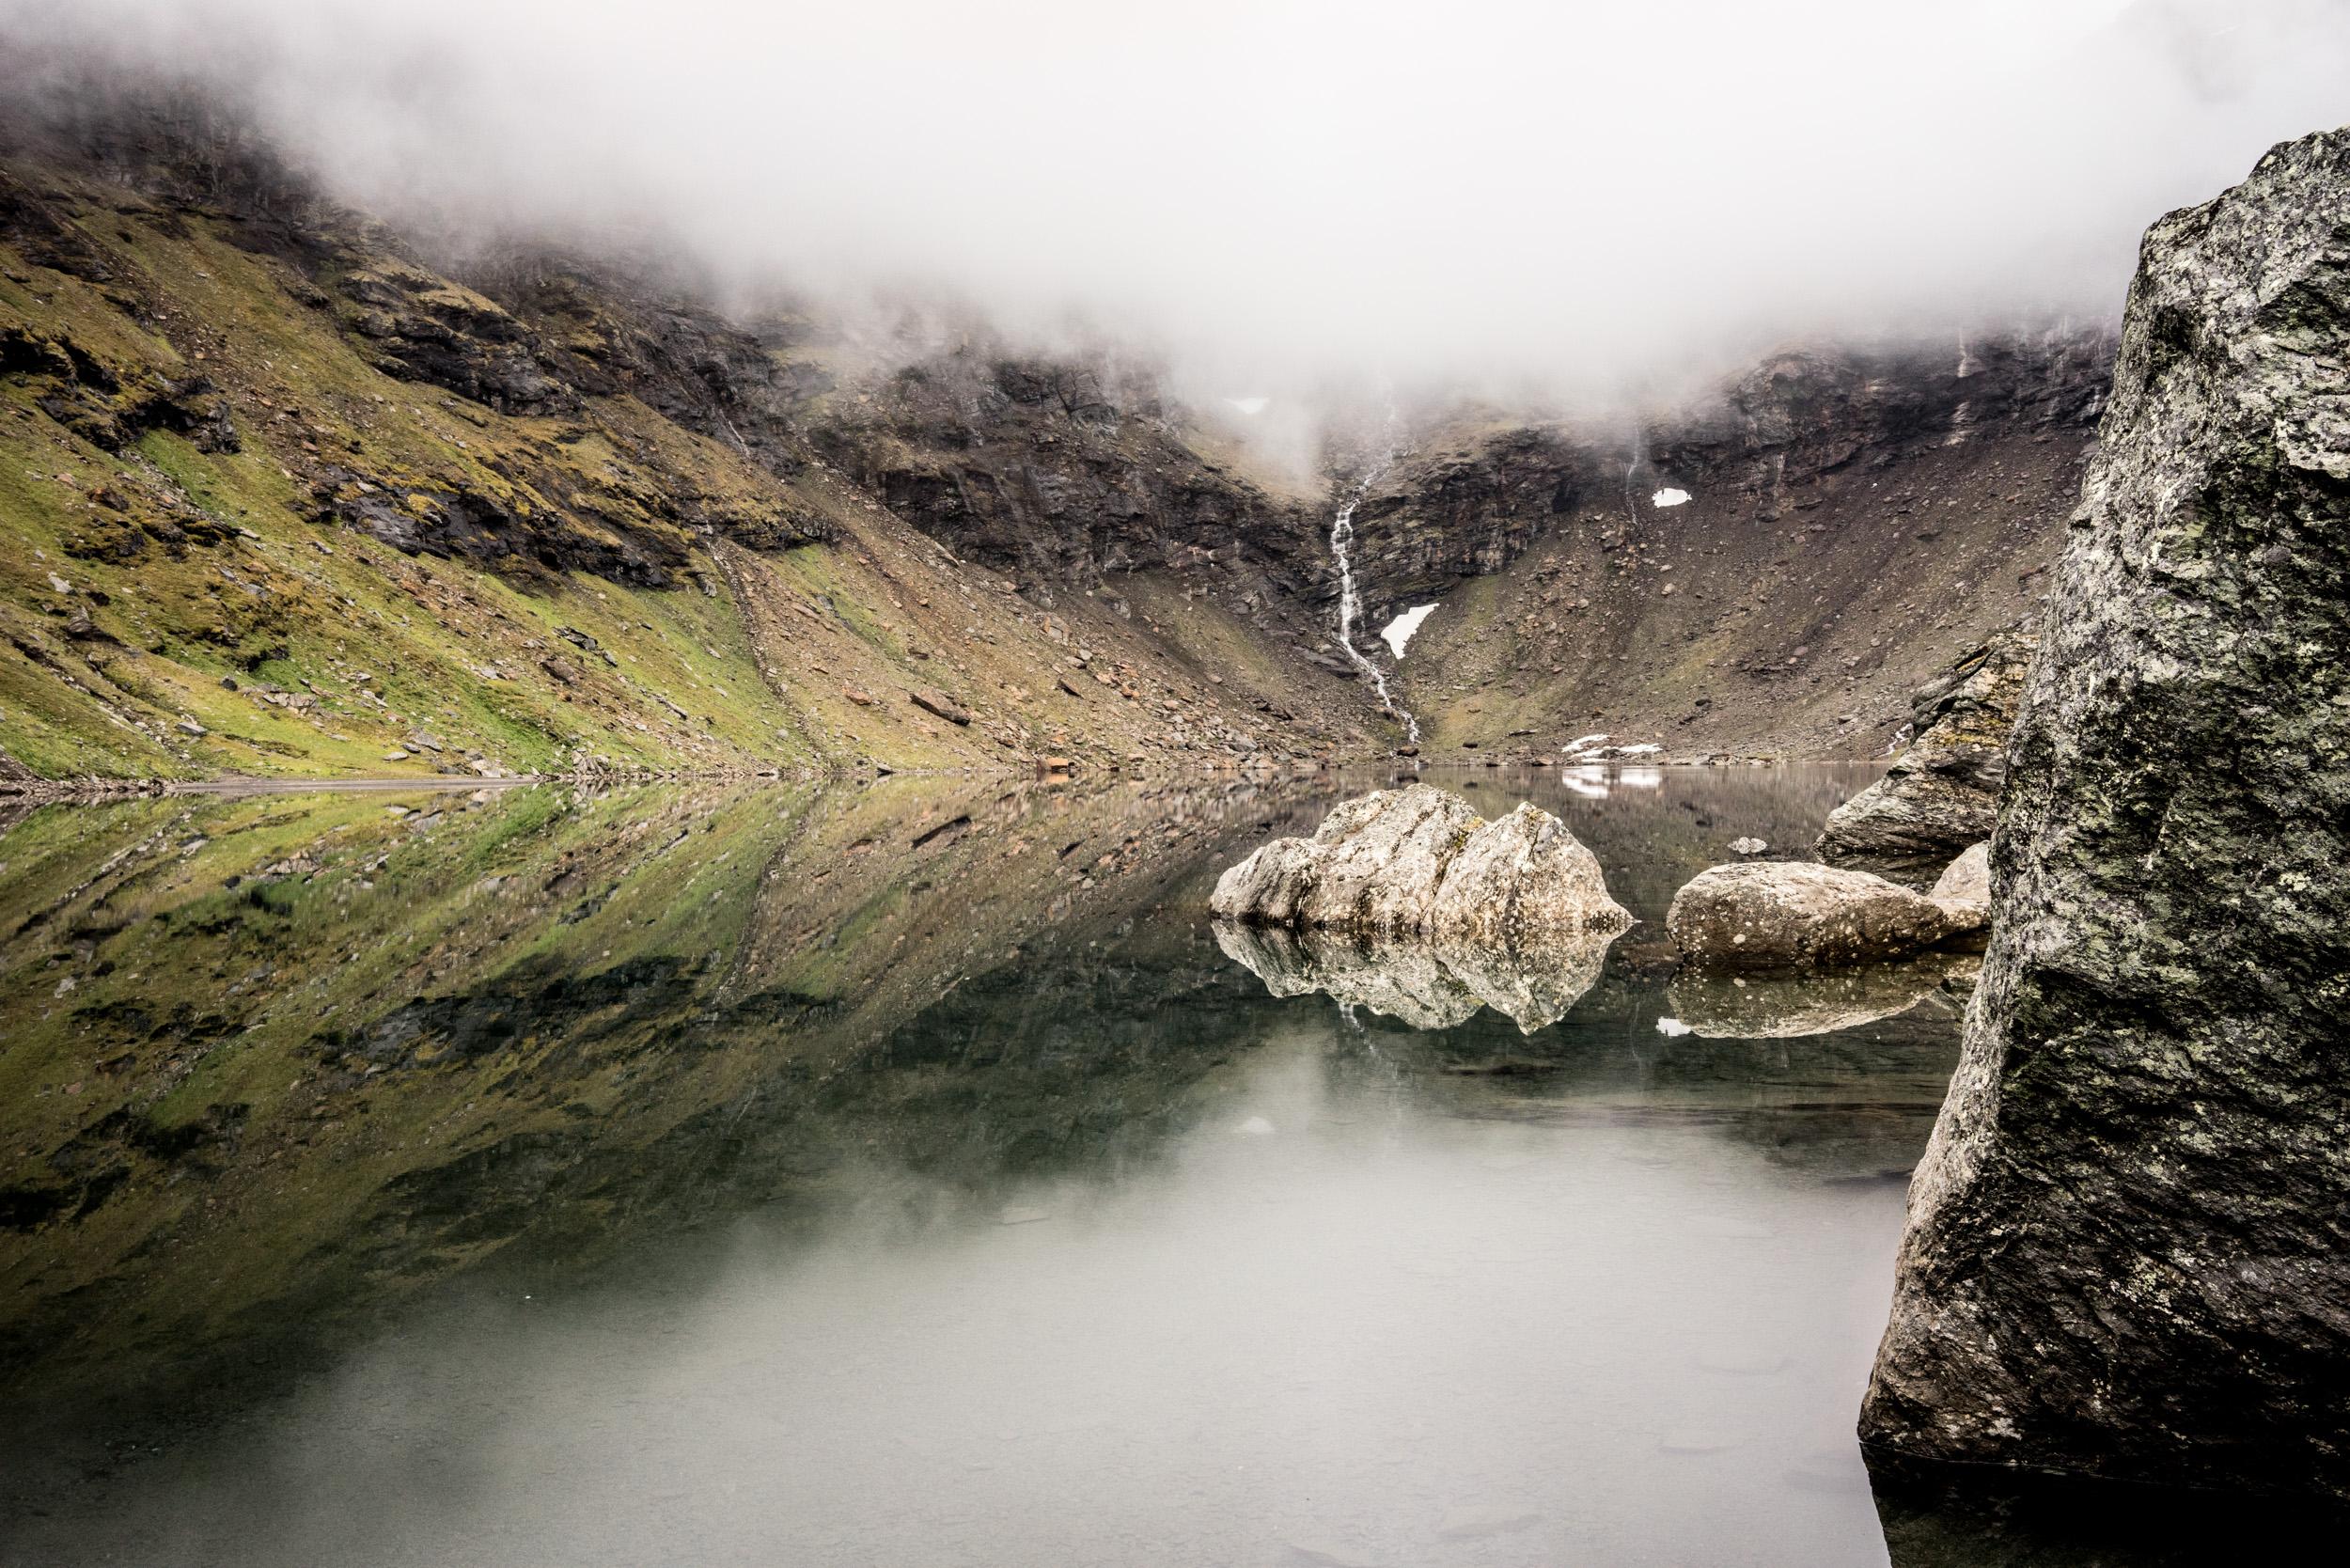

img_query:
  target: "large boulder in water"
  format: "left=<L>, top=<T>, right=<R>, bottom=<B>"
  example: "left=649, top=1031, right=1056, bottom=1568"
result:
left=1211, top=784, right=1629, bottom=940
left=1815, top=631, right=2034, bottom=886
left=1666, top=860, right=1986, bottom=971
left=1861, top=129, right=2350, bottom=1502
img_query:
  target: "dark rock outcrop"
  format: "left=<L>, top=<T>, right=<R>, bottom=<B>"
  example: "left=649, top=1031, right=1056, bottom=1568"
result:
left=1350, top=338, right=2114, bottom=630
left=1816, top=631, right=2034, bottom=884
left=1861, top=127, right=2350, bottom=1501
left=807, top=349, right=1318, bottom=601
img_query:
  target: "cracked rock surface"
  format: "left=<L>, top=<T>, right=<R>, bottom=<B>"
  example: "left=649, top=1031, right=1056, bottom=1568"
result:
left=1861, top=126, right=2350, bottom=1501
left=1815, top=631, right=2034, bottom=886
left=1209, top=784, right=1629, bottom=941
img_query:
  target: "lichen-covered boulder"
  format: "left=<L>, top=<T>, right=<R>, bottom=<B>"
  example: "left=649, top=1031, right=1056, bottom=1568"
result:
left=1862, top=127, right=2350, bottom=1502
left=1815, top=632, right=2033, bottom=886
left=1428, top=802, right=1621, bottom=942
left=1210, top=785, right=1628, bottom=941
left=1210, top=785, right=1480, bottom=933
left=1666, top=861, right=1985, bottom=971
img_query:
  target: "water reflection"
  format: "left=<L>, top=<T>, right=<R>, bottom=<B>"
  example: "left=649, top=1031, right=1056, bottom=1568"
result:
left=1666, top=955, right=1979, bottom=1040
left=1214, top=919, right=1620, bottom=1032
left=0, top=766, right=2140, bottom=1565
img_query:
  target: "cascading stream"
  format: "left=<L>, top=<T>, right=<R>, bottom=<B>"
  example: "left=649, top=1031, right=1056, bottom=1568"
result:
left=1327, top=464, right=1419, bottom=743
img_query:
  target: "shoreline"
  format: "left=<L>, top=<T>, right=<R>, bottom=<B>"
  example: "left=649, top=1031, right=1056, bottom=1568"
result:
left=0, top=754, right=1889, bottom=807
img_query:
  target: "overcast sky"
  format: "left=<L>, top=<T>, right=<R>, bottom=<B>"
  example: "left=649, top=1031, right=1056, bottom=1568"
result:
left=7, top=0, right=2349, bottom=404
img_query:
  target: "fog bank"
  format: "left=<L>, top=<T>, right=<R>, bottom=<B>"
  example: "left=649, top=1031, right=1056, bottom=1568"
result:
left=5, top=0, right=2348, bottom=402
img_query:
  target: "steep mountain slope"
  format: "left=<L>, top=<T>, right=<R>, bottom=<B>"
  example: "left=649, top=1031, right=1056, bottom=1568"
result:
left=1356, top=337, right=2113, bottom=760
left=1, top=97, right=2120, bottom=785
left=0, top=117, right=1380, bottom=787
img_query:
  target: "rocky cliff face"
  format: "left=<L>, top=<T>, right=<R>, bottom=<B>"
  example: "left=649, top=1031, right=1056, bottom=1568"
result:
left=1361, top=335, right=2111, bottom=760
left=1861, top=127, right=2350, bottom=1500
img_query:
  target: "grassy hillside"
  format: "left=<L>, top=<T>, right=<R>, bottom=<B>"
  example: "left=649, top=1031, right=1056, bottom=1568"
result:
left=0, top=151, right=1382, bottom=786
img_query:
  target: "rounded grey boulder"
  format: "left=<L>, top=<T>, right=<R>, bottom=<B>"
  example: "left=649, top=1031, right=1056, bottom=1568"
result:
left=1666, top=860, right=1986, bottom=971
left=1210, top=784, right=1629, bottom=941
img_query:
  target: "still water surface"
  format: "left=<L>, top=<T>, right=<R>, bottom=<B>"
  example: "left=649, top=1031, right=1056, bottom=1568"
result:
left=0, top=766, right=2051, bottom=1565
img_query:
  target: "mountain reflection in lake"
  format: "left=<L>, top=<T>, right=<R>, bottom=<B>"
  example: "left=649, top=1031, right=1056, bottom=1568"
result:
left=0, top=765, right=2076, bottom=1566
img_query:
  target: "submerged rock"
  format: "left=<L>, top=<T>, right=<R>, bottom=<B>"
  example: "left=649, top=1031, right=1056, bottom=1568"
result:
left=1209, top=785, right=1628, bottom=940
left=1214, top=919, right=1621, bottom=1034
left=1666, top=861, right=1985, bottom=971
left=1816, top=631, right=2034, bottom=886
left=1861, top=128, right=2350, bottom=1501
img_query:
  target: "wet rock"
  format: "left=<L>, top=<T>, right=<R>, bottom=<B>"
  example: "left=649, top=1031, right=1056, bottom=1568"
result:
left=1209, top=784, right=1628, bottom=940
left=1815, top=631, right=2035, bottom=886
left=1667, top=861, right=1984, bottom=971
left=1861, top=127, right=2350, bottom=1502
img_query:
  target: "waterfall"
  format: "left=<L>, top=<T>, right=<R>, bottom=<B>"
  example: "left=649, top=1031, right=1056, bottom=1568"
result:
left=1327, top=468, right=1418, bottom=743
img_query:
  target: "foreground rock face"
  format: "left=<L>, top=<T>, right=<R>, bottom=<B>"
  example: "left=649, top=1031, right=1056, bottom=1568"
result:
left=1210, top=785, right=1629, bottom=939
left=1666, top=861, right=1986, bottom=971
left=1862, top=129, right=2350, bottom=1500
left=1815, top=632, right=2034, bottom=885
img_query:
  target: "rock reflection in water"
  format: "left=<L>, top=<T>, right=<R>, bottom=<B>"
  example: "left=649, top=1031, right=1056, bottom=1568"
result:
left=1666, top=954, right=1979, bottom=1040
left=1214, top=917, right=1620, bottom=1032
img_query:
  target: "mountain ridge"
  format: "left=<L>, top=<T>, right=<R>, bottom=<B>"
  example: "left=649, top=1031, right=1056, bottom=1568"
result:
left=3, top=94, right=2115, bottom=786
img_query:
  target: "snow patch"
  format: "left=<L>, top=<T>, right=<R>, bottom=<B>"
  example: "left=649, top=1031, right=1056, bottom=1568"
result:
left=1655, top=1017, right=1694, bottom=1038
left=1379, top=603, right=1438, bottom=658
left=1651, top=487, right=1692, bottom=508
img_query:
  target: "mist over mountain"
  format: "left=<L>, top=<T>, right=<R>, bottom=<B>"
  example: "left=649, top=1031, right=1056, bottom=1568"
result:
left=7, top=0, right=2348, bottom=409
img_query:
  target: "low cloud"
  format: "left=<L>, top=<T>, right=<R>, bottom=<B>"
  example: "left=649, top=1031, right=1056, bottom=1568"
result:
left=6, top=0, right=2348, bottom=404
